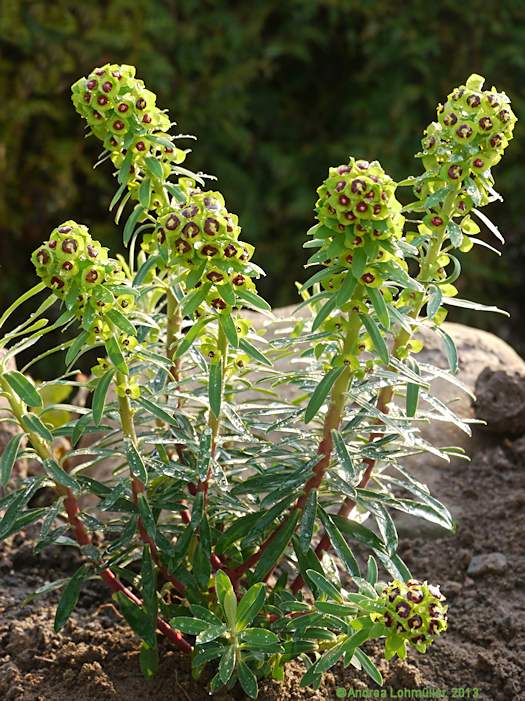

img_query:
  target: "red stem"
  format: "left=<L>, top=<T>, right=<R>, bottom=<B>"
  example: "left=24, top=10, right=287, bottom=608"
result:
left=131, top=478, right=186, bottom=595
left=62, top=488, right=192, bottom=652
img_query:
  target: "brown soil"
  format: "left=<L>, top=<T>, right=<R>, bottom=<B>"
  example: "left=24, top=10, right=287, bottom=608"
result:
left=0, top=430, right=523, bottom=701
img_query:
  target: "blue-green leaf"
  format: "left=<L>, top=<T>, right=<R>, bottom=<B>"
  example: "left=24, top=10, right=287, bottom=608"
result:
left=3, top=371, right=42, bottom=408
left=305, top=366, right=344, bottom=423
left=1, top=432, right=25, bottom=487
left=92, top=369, right=115, bottom=425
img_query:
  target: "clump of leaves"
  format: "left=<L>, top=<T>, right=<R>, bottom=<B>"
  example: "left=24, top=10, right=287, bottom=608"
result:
left=0, top=67, right=516, bottom=695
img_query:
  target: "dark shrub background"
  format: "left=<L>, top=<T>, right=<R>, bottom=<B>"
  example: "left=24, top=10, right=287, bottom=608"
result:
left=1, top=0, right=525, bottom=374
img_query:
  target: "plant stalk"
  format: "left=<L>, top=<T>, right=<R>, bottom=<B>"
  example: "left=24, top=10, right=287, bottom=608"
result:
left=290, top=186, right=460, bottom=592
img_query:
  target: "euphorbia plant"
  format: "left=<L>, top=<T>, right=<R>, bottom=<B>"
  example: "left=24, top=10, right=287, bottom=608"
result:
left=0, top=66, right=516, bottom=696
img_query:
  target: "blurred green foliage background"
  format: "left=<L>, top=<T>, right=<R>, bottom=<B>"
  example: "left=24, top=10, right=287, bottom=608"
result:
left=1, top=0, right=525, bottom=362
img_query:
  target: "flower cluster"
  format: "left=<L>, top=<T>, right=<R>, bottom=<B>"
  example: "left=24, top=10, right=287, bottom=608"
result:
left=31, top=221, right=135, bottom=340
left=417, top=74, right=516, bottom=212
left=143, top=179, right=262, bottom=314
left=71, top=63, right=170, bottom=145
left=311, top=158, right=405, bottom=290
left=377, top=579, right=448, bottom=657
left=71, top=63, right=188, bottom=211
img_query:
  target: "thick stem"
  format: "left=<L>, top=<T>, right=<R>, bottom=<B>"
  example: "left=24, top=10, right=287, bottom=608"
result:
left=227, top=289, right=364, bottom=584
left=291, top=187, right=460, bottom=593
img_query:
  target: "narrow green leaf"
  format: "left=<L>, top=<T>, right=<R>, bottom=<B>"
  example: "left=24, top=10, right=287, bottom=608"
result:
left=223, top=588, right=237, bottom=629
left=235, top=288, right=272, bottom=313
left=123, top=205, right=145, bottom=246
left=331, top=430, right=356, bottom=481
left=216, top=513, right=260, bottom=554
left=331, top=514, right=386, bottom=553
left=193, top=542, right=212, bottom=590
left=92, top=369, right=115, bottom=425
left=105, top=336, right=128, bottom=375
left=0, top=504, right=46, bottom=540
left=360, top=314, right=389, bottom=364
left=406, top=361, right=421, bottom=418
left=141, top=544, right=158, bottom=628
left=174, top=317, right=212, bottom=358
left=238, top=339, right=271, bottom=366
left=447, top=220, right=463, bottom=247
left=138, top=177, right=151, bottom=209
left=427, top=284, right=443, bottom=319
left=366, top=556, right=378, bottom=585
left=351, top=248, right=367, bottom=279
left=137, top=396, right=178, bottom=426
left=311, top=296, right=336, bottom=332
left=22, top=413, right=53, bottom=442
left=299, top=267, right=336, bottom=293
left=315, top=636, right=349, bottom=673
left=170, top=616, right=210, bottom=635
left=139, top=641, right=158, bottom=680
left=54, top=564, right=88, bottom=631
left=208, top=362, right=222, bottom=418
left=436, top=327, right=458, bottom=373
left=304, top=366, right=344, bottom=423
left=253, top=510, right=300, bottom=580
left=237, top=583, right=266, bottom=630
left=3, top=371, right=42, bottom=408
left=367, top=287, right=390, bottom=330
left=238, top=659, right=258, bottom=699
left=306, top=569, right=342, bottom=601
left=191, top=492, right=204, bottom=528
left=134, top=254, right=160, bottom=287
left=219, top=282, right=236, bottom=306
left=319, top=509, right=360, bottom=577
left=125, top=439, right=148, bottom=484
left=145, top=156, right=164, bottom=179
left=219, top=313, right=238, bottom=348
left=107, top=309, right=136, bottom=336
left=137, top=493, right=157, bottom=539
left=43, top=458, right=79, bottom=490
left=354, top=648, right=383, bottom=685
left=299, top=490, right=317, bottom=553
left=215, top=569, right=234, bottom=609
left=0, top=432, right=25, bottom=487
left=241, top=628, right=280, bottom=648
left=71, top=412, right=91, bottom=448
left=196, top=623, right=228, bottom=645
left=114, top=592, right=156, bottom=646
left=196, top=429, right=212, bottom=482
left=109, top=180, right=128, bottom=211
left=185, top=259, right=207, bottom=289
left=219, top=645, right=236, bottom=684
left=181, top=283, right=212, bottom=317
left=0, top=282, right=46, bottom=331
left=65, top=331, right=90, bottom=367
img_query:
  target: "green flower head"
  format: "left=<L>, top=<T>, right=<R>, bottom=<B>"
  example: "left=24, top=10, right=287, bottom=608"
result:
left=419, top=74, right=516, bottom=185
left=316, top=158, right=403, bottom=236
left=32, top=221, right=135, bottom=339
left=144, top=179, right=261, bottom=314
left=71, top=64, right=170, bottom=142
left=306, top=158, right=406, bottom=301
left=376, top=579, right=448, bottom=659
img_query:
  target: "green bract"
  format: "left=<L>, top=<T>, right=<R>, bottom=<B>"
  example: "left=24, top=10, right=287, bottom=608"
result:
left=376, top=579, right=448, bottom=658
left=31, top=220, right=135, bottom=342
left=144, top=178, right=261, bottom=314
left=0, top=67, right=517, bottom=697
